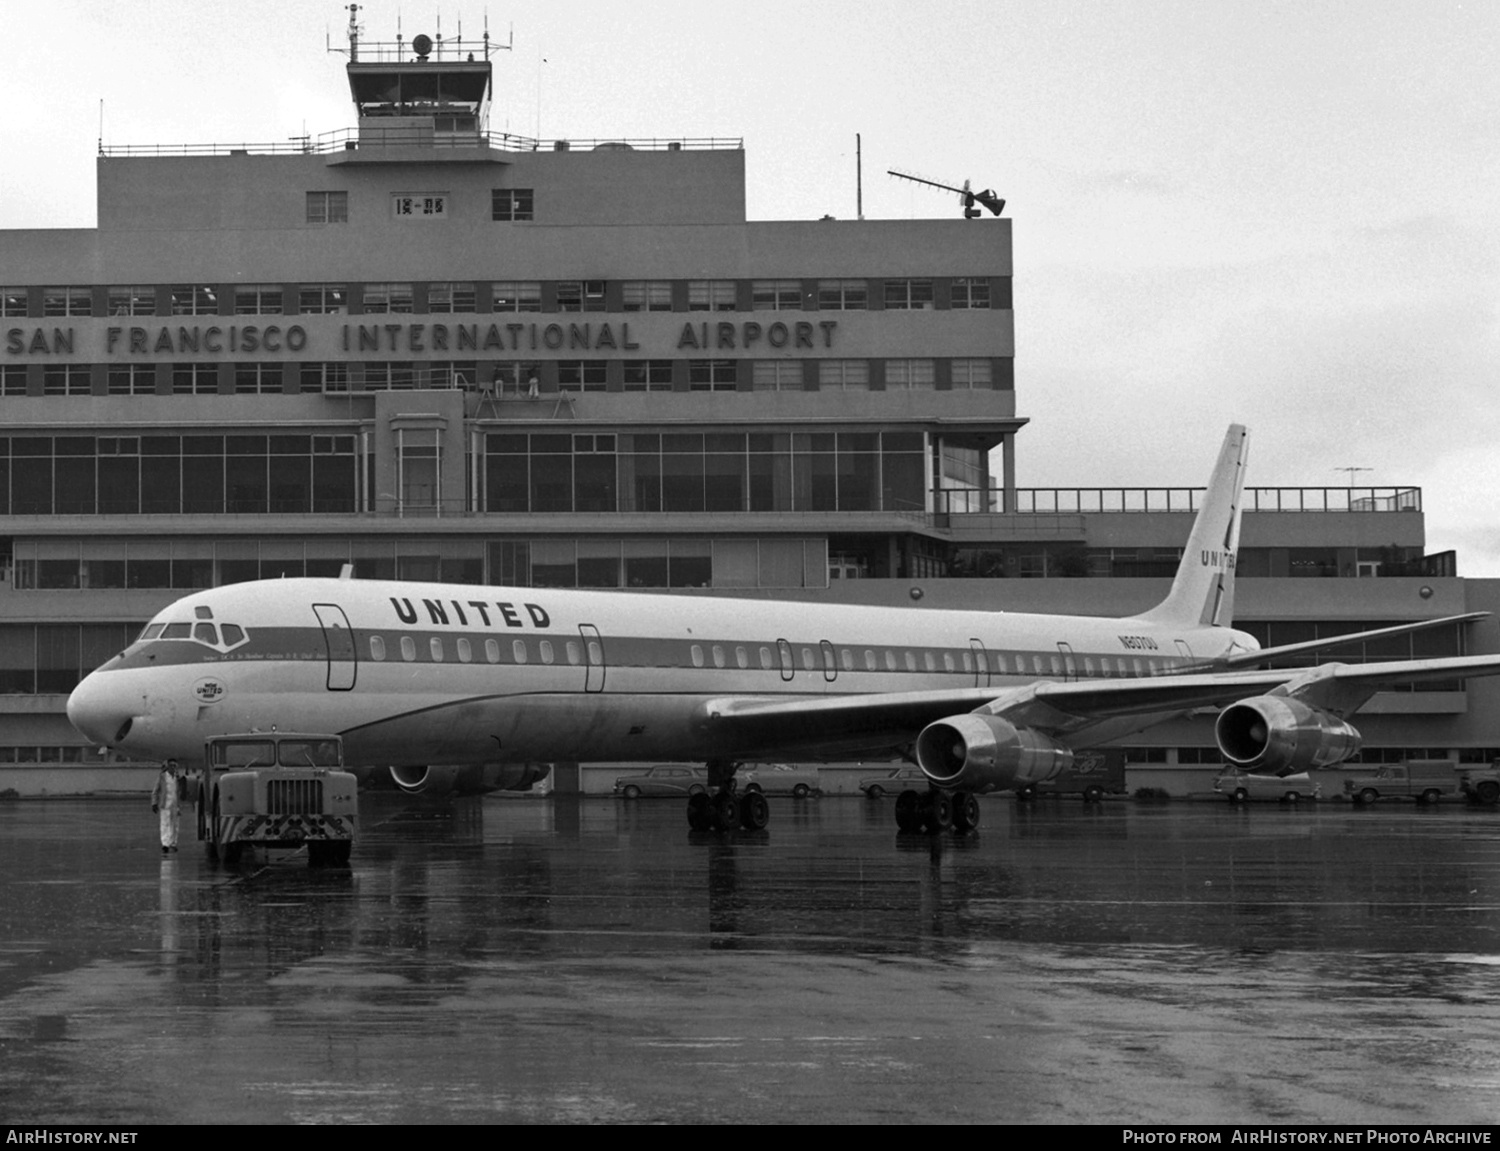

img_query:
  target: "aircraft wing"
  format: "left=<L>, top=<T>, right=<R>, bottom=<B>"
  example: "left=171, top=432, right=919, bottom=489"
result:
left=695, top=653, right=1500, bottom=756
left=1219, top=612, right=1489, bottom=670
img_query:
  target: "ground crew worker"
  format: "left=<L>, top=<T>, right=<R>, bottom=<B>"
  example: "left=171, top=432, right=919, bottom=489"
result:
left=151, top=759, right=183, bottom=855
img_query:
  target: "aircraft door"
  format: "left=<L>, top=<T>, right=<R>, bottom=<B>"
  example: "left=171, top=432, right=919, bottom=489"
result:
left=969, top=639, right=990, bottom=688
left=1057, top=642, right=1078, bottom=682
left=312, top=603, right=357, bottom=691
left=1175, top=639, right=1194, bottom=671
left=579, top=624, right=606, bottom=693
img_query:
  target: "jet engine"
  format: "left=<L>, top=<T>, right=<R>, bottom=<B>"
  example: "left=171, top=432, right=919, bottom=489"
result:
left=1214, top=696, right=1362, bottom=774
left=915, top=714, right=1074, bottom=793
left=379, top=762, right=552, bottom=797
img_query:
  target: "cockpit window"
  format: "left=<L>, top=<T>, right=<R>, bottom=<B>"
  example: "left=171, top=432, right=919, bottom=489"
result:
left=194, top=623, right=218, bottom=645
left=161, top=623, right=191, bottom=639
left=140, top=623, right=165, bottom=641
left=221, top=624, right=245, bottom=647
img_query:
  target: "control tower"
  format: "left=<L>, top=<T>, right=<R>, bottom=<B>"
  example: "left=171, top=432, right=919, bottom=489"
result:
left=334, top=4, right=503, bottom=149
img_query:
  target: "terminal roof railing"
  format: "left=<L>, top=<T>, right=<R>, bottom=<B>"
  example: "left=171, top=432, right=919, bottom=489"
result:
left=943, top=487, right=1422, bottom=515
left=99, top=128, right=743, bottom=158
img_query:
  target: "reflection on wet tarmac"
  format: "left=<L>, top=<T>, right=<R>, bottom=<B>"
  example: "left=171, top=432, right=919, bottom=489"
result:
left=2, top=796, right=1499, bottom=1123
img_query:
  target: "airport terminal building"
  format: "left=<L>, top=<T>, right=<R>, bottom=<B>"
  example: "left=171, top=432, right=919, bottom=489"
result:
left=3, top=29, right=1497, bottom=794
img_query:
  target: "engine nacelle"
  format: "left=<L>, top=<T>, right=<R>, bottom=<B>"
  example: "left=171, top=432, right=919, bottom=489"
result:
left=915, top=714, right=1074, bottom=793
left=381, top=762, right=552, bottom=796
left=1215, top=696, right=1362, bottom=774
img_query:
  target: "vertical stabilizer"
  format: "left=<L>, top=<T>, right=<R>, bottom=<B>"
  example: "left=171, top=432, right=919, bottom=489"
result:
left=1134, top=424, right=1249, bottom=628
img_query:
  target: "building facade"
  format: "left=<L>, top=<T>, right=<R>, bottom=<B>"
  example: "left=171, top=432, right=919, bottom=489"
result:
left=1, top=30, right=1495, bottom=795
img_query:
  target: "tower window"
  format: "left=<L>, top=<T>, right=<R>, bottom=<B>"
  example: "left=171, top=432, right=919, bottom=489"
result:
left=492, top=188, right=534, bottom=221
left=307, top=191, right=349, bottom=224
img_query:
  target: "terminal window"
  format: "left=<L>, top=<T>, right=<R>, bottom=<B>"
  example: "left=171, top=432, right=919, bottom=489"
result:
left=171, top=286, right=219, bottom=316
left=298, top=284, right=348, bottom=315
left=234, top=285, right=284, bottom=315
left=362, top=283, right=414, bottom=314
left=234, top=364, right=283, bottom=394
left=107, top=365, right=155, bottom=396
left=817, top=360, right=870, bottom=390
left=1, top=287, right=26, bottom=317
left=172, top=364, right=218, bottom=395
left=951, top=359, right=994, bottom=388
left=108, top=286, right=156, bottom=317
left=752, top=361, right=801, bottom=391
left=816, top=280, right=867, bottom=310
left=428, top=282, right=477, bottom=313
left=306, top=191, right=349, bottom=224
left=43, top=365, right=90, bottom=396
left=492, top=282, right=542, bottom=312
left=621, top=281, right=672, bottom=311
left=623, top=361, right=673, bottom=391
left=883, top=279, right=934, bottom=310
left=688, top=359, right=737, bottom=391
left=491, top=188, right=534, bottom=221
left=300, top=363, right=349, bottom=393
left=752, top=280, right=802, bottom=310
left=886, top=360, right=936, bottom=389
left=558, top=361, right=608, bottom=392
left=1, top=365, right=27, bottom=396
left=687, top=281, right=736, bottom=311
left=951, top=278, right=991, bottom=309
left=42, top=287, right=91, bottom=317
left=557, top=281, right=606, bottom=313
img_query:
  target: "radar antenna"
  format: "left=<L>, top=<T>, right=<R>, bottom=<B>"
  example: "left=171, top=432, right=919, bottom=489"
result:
left=888, top=169, right=1005, bottom=218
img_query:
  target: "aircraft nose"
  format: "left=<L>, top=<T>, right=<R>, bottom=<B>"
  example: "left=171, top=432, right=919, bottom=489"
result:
left=67, top=671, right=138, bottom=747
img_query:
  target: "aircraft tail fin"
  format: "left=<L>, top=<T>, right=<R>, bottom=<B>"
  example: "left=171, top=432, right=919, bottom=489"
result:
left=1135, top=424, right=1249, bottom=629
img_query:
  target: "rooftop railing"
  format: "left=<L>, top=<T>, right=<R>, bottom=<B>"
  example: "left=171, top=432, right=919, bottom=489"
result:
left=99, top=127, right=743, bottom=158
left=938, top=487, right=1422, bottom=515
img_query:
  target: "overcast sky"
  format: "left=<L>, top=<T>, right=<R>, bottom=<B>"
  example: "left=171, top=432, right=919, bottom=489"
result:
left=4, top=1, right=1497, bottom=572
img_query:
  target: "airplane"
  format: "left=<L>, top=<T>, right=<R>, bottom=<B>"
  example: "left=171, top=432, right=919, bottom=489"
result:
left=66, top=424, right=1500, bottom=833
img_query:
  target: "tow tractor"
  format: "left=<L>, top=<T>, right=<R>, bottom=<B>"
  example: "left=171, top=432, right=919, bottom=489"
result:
left=199, top=732, right=357, bottom=866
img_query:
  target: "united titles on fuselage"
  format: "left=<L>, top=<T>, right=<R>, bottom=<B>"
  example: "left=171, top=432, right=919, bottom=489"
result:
left=390, top=596, right=552, bottom=630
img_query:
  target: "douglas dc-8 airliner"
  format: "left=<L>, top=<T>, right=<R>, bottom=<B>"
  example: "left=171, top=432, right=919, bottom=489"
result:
left=67, top=425, right=1500, bottom=832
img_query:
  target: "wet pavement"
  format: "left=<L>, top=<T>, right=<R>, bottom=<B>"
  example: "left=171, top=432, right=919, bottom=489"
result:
left=2, top=794, right=1500, bottom=1125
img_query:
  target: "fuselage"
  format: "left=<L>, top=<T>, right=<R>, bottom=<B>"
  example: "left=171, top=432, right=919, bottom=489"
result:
left=66, top=576, right=1260, bottom=767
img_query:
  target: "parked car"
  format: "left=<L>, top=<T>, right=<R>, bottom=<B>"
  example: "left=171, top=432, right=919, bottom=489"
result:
left=858, top=767, right=928, bottom=799
left=738, top=763, right=820, bottom=798
left=614, top=765, right=709, bottom=799
left=1215, top=770, right=1321, bottom=803
left=1339, top=760, right=1464, bottom=805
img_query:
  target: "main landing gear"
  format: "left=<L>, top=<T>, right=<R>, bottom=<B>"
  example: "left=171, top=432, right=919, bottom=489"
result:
left=686, top=759, right=770, bottom=832
left=895, top=788, right=982, bottom=834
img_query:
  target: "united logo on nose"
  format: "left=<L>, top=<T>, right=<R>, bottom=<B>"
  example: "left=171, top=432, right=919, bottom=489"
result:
left=193, top=678, right=227, bottom=704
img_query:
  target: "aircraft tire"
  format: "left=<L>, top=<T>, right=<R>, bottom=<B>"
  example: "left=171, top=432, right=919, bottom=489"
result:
left=924, top=791, right=953, bottom=834
left=687, top=792, right=713, bottom=831
left=711, top=791, right=739, bottom=831
left=894, top=789, right=923, bottom=833
left=739, top=791, right=770, bottom=831
left=952, top=791, right=981, bottom=832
